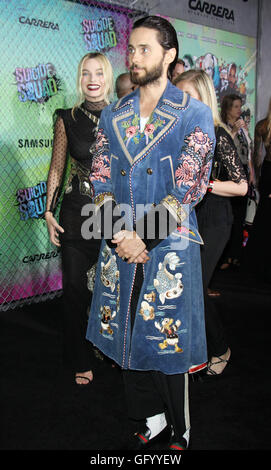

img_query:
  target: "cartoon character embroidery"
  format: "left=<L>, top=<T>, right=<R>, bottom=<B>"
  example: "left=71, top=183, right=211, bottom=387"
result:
left=100, top=306, right=116, bottom=336
left=155, top=318, right=183, bottom=353
left=153, top=252, right=183, bottom=304
left=100, top=245, right=119, bottom=292
left=139, top=300, right=155, bottom=321
left=144, top=291, right=156, bottom=303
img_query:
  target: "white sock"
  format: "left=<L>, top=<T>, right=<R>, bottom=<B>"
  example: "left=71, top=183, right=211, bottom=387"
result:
left=183, top=427, right=190, bottom=446
left=146, top=412, right=167, bottom=439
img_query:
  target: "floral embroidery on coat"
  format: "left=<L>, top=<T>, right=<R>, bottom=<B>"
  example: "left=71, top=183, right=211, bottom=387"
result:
left=90, top=128, right=111, bottom=183
left=122, top=113, right=166, bottom=146
left=175, top=126, right=213, bottom=204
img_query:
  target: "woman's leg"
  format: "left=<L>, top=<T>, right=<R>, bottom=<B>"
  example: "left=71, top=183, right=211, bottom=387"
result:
left=61, top=239, right=100, bottom=382
left=200, top=224, right=231, bottom=364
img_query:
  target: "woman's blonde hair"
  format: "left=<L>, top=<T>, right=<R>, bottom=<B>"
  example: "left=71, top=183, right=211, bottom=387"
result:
left=72, top=52, right=114, bottom=118
left=265, top=97, right=271, bottom=144
left=173, top=69, right=222, bottom=128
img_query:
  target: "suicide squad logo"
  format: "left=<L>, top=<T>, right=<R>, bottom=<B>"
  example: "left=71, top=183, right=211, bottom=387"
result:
left=16, top=181, right=47, bottom=220
left=82, top=16, right=118, bottom=52
left=14, top=63, right=61, bottom=104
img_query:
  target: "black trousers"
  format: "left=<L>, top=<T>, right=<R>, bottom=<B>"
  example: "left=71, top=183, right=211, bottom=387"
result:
left=60, top=238, right=100, bottom=372
left=200, top=223, right=231, bottom=357
left=223, top=195, right=247, bottom=263
left=123, top=265, right=189, bottom=440
left=123, top=369, right=189, bottom=439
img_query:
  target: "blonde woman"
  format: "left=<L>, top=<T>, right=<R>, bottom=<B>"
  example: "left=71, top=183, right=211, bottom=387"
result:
left=174, top=70, right=247, bottom=375
left=45, top=53, right=114, bottom=385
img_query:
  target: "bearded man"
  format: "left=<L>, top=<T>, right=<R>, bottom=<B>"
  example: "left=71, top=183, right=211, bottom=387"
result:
left=86, top=16, right=215, bottom=451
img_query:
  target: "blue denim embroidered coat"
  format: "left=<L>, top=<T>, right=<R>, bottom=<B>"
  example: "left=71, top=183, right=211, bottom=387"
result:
left=86, top=80, right=215, bottom=375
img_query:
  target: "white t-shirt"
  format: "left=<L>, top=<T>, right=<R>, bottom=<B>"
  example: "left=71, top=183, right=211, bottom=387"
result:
left=140, top=116, right=149, bottom=133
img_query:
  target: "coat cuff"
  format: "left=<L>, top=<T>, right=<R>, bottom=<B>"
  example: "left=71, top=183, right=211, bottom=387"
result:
left=93, top=191, right=116, bottom=209
left=160, top=194, right=188, bottom=225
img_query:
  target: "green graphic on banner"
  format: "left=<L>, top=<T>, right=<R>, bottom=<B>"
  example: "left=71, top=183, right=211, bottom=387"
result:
left=170, top=16, right=256, bottom=133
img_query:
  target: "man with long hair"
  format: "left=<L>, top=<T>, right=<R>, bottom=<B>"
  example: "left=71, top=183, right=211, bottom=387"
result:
left=86, top=16, right=215, bottom=451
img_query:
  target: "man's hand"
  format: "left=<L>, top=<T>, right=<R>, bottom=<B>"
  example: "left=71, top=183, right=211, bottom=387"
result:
left=112, top=230, right=150, bottom=263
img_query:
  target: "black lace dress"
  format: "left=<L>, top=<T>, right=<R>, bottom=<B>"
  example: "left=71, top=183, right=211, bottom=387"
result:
left=46, top=100, right=106, bottom=372
left=196, top=125, right=247, bottom=357
left=47, top=102, right=102, bottom=242
left=197, top=125, right=247, bottom=235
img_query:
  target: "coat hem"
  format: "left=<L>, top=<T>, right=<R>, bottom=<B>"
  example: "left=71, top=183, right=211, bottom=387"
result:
left=87, top=336, right=207, bottom=375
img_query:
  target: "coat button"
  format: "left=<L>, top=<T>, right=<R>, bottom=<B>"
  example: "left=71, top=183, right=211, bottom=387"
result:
left=120, top=169, right=126, bottom=176
left=147, top=168, right=153, bottom=174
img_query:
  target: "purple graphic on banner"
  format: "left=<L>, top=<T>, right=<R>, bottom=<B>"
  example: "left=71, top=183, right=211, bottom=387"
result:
left=15, top=181, right=47, bottom=220
left=14, top=63, right=62, bottom=104
left=0, top=273, right=62, bottom=305
left=82, top=16, right=118, bottom=51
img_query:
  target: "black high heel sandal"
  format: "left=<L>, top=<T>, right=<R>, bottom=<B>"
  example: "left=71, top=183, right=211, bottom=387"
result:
left=206, top=349, right=231, bottom=376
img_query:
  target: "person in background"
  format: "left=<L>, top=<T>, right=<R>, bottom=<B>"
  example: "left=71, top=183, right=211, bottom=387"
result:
left=171, top=58, right=185, bottom=82
left=219, top=94, right=252, bottom=269
left=115, top=72, right=136, bottom=99
left=174, top=70, right=247, bottom=375
left=252, top=98, right=271, bottom=185
left=45, top=52, right=114, bottom=385
left=86, top=16, right=215, bottom=451
left=245, top=98, right=271, bottom=282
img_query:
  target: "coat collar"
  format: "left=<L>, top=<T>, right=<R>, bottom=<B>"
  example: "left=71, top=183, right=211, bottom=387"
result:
left=113, top=80, right=190, bottom=113
left=112, top=81, right=190, bottom=165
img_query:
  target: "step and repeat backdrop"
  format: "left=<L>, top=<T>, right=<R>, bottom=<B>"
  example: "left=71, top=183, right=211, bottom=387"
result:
left=0, top=0, right=256, bottom=311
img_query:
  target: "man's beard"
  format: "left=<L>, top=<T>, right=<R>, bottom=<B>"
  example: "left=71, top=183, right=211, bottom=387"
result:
left=130, top=58, right=164, bottom=86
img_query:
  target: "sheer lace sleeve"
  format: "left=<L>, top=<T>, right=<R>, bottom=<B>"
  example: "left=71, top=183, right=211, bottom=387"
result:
left=46, top=113, right=68, bottom=212
left=216, top=127, right=247, bottom=183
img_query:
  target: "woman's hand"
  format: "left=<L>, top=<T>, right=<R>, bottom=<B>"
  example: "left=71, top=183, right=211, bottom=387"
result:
left=45, top=212, right=64, bottom=247
left=112, top=230, right=149, bottom=263
left=232, top=118, right=246, bottom=135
